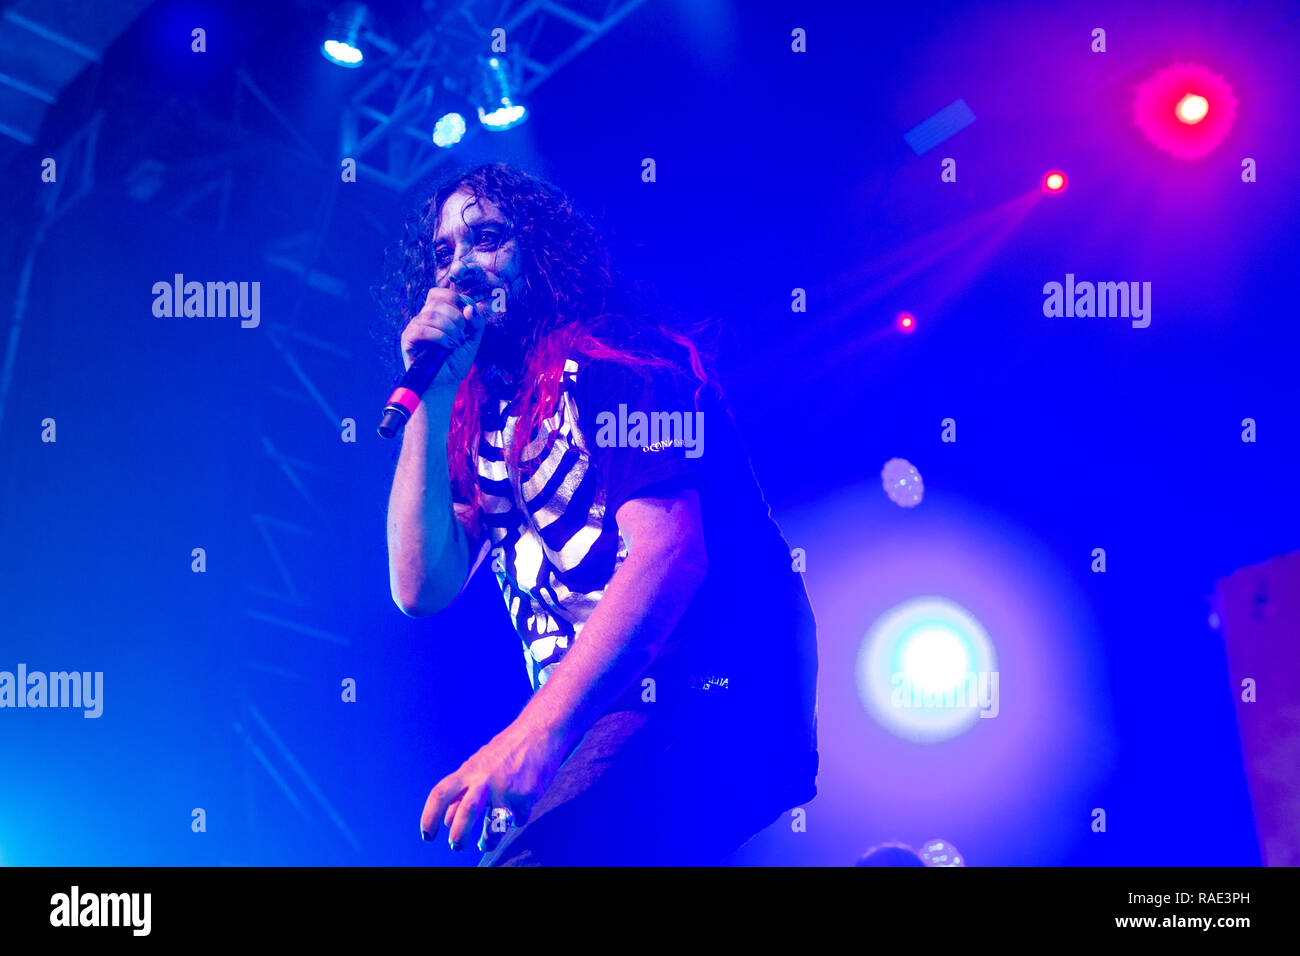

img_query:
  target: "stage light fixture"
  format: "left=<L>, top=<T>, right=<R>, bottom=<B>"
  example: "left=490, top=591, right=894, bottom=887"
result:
left=1043, top=170, right=1067, bottom=193
left=1175, top=92, right=1209, bottom=125
left=476, top=56, right=529, bottom=131
left=902, top=626, right=973, bottom=694
left=856, top=597, right=997, bottom=743
left=881, top=458, right=924, bottom=508
left=322, top=4, right=368, bottom=68
left=432, top=112, right=466, bottom=148
left=897, top=311, right=916, bottom=332
left=1133, top=62, right=1237, bottom=160
left=919, top=839, right=966, bottom=867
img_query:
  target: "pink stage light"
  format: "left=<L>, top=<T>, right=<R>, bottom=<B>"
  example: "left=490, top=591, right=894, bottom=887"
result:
left=1042, top=170, right=1067, bottom=193
left=1175, top=92, right=1209, bottom=124
left=1134, top=63, right=1237, bottom=160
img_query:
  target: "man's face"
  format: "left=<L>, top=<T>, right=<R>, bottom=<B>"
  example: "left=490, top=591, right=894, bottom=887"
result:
left=432, top=188, right=526, bottom=332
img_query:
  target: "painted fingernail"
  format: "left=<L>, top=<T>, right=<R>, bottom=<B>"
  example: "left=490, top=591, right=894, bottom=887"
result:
left=421, top=829, right=431, bottom=842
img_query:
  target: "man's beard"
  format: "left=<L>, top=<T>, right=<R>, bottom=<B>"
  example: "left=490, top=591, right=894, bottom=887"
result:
left=475, top=306, right=530, bottom=388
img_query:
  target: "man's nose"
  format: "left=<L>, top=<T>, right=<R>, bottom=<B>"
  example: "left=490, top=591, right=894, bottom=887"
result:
left=450, top=261, right=489, bottom=300
left=449, top=250, right=478, bottom=283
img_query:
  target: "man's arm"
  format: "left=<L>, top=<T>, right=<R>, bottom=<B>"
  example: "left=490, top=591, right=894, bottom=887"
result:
left=422, top=487, right=708, bottom=848
left=386, top=287, right=487, bottom=618
left=386, top=391, right=481, bottom=617
left=516, top=486, right=708, bottom=751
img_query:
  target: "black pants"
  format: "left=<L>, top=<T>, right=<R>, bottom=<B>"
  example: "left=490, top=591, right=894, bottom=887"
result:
left=478, top=693, right=818, bottom=867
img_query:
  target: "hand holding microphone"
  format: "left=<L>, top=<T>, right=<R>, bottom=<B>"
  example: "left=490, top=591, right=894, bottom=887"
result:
left=379, top=287, right=486, bottom=438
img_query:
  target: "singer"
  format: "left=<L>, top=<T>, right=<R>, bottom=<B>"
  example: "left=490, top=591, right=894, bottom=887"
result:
left=379, top=163, right=818, bottom=866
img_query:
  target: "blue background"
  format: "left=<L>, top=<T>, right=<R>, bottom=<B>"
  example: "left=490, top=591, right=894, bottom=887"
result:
left=1, top=0, right=1295, bottom=865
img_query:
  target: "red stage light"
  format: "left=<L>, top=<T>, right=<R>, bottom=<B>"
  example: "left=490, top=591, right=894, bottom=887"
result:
left=1134, top=63, right=1236, bottom=160
left=1175, top=92, right=1209, bottom=124
left=1043, top=170, right=1067, bottom=193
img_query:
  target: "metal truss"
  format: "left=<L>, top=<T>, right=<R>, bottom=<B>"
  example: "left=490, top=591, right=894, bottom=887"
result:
left=341, top=0, right=651, bottom=192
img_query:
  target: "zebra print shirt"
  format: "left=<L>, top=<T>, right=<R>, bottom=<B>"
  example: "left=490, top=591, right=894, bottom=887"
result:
left=466, top=353, right=820, bottom=768
left=477, top=358, right=649, bottom=691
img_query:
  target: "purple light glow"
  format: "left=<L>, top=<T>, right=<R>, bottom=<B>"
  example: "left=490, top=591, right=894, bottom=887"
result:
left=774, top=485, right=1106, bottom=865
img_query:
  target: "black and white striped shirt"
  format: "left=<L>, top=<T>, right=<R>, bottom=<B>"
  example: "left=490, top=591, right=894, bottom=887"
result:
left=476, top=358, right=627, bottom=690
left=469, top=353, right=818, bottom=752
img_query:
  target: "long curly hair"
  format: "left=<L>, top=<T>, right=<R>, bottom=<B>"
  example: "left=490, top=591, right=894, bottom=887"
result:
left=374, top=162, right=714, bottom=510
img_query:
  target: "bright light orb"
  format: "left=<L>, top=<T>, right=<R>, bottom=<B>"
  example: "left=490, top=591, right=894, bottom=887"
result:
left=1043, top=170, right=1067, bottom=193
left=881, top=457, right=924, bottom=508
left=901, top=627, right=972, bottom=693
left=432, top=112, right=466, bottom=147
left=856, top=597, right=997, bottom=742
left=322, top=39, right=363, bottom=67
left=1134, top=63, right=1236, bottom=160
left=478, top=102, right=528, bottom=130
left=1175, top=93, right=1209, bottom=124
left=919, top=839, right=966, bottom=867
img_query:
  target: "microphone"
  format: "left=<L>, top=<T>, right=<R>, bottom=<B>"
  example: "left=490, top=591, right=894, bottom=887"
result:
left=377, top=293, right=476, bottom=439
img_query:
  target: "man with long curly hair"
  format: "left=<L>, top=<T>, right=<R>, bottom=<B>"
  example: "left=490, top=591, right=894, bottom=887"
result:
left=380, top=163, right=818, bottom=866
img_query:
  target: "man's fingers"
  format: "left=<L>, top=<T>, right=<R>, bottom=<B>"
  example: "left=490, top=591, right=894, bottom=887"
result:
left=479, top=780, right=516, bottom=853
left=448, top=785, right=490, bottom=851
left=457, top=300, right=486, bottom=346
left=419, top=310, right=466, bottom=340
left=466, top=298, right=487, bottom=328
left=403, top=288, right=483, bottom=361
left=402, top=318, right=462, bottom=365
left=421, top=780, right=464, bottom=842
left=443, top=796, right=462, bottom=828
left=423, top=286, right=459, bottom=310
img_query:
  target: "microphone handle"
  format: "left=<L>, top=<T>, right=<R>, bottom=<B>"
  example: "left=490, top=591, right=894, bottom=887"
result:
left=377, top=294, right=475, bottom=439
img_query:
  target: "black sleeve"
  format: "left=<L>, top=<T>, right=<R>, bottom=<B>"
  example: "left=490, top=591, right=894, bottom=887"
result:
left=571, top=357, right=710, bottom=517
